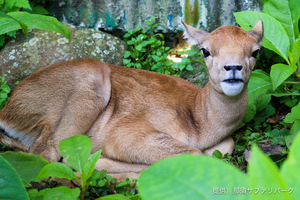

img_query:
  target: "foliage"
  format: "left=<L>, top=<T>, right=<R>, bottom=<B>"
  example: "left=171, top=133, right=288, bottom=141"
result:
left=123, top=16, right=194, bottom=76
left=0, top=0, right=70, bottom=47
left=36, top=135, right=101, bottom=200
left=0, top=151, right=50, bottom=187
left=234, top=0, right=300, bottom=129
left=0, top=76, right=11, bottom=109
left=0, top=135, right=138, bottom=199
left=138, top=130, right=300, bottom=200
left=0, top=155, right=30, bottom=200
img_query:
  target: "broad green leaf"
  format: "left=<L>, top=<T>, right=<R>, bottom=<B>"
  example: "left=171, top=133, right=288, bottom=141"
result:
left=83, top=149, right=102, bottom=180
left=270, top=64, right=297, bottom=90
left=280, top=130, right=300, bottom=199
left=98, top=194, right=131, bottom=200
left=244, top=70, right=272, bottom=123
left=234, top=11, right=290, bottom=63
left=290, top=120, right=300, bottom=134
left=59, top=135, right=92, bottom=174
left=36, top=162, right=78, bottom=181
left=29, top=186, right=80, bottom=200
left=0, top=151, right=50, bottom=186
left=0, top=155, right=29, bottom=200
left=262, top=0, right=295, bottom=48
left=138, top=154, right=249, bottom=200
left=289, top=0, right=300, bottom=38
left=0, top=11, right=70, bottom=39
left=248, top=145, right=291, bottom=200
left=0, top=11, right=28, bottom=36
left=288, top=37, right=300, bottom=65
left=284, top=102, right=300, bottom=123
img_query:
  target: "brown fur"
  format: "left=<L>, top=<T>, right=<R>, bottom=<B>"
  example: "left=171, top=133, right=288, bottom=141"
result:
left=0, top=21, right=263, bottom=179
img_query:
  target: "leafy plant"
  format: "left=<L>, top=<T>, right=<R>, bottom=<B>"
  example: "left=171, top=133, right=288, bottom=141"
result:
left=123, top=16, right=194, bottom=76
left=138, top=130, right=300, bottom=200
left=36, top=135, right=101, bottom=200
left=0, top=76, right=10, bottom=109
left=0, top=0, right=70, bottom=47
left=234, top=0, right=300, bottom=128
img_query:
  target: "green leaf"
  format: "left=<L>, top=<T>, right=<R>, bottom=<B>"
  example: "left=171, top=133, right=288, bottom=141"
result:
left=98, top=194, right=131, bottom=200
left=135, top=44, right=142, bottom=51
left=234, top=11, right=290, bottom=63
left=248, top=145, right=291, bottom=200
left=138, top=154, right=249, bottom=200
left=244, top=70, right=272, bottom=123
left=186, top=64, right=194, bottom=71
left=5, top=0, right=31, bottom=9
left=284, top=102, right=300, bottom=123
left=0, top=11, right=28, bottom=36
left=0, top=155, right=29, bottom=200
left=262, top=0, right=295, bottom=49
left=270, top=64, right=297, bottom=90
left=83, top=149, right=102, bottom=180
left=59, top=135, right=92, bottom=174
left=30, top=5, right=50, bottom=15
left=0, top=151, right=50, bottom=186
left=288, top=37, right=300, bottom=65
left=212, top=150, right=223, bottom=159
left=280, top=130, right=300, bottom=199
left=124, top=51, right=131, bottom=58
left=36, top=162, right=78, bottom=181
left=30, top=186, right=80, bottom=200
left=289, top=0, right=300, bottom=38
left=0, top=11, right=70, bottom=39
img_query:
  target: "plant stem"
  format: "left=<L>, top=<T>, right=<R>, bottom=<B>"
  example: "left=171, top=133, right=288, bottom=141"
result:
left=283, top=81, right=300, bottom=85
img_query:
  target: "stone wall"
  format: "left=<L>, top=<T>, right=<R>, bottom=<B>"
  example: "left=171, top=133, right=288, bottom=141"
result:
left=49, top=0, right=262, bottom=33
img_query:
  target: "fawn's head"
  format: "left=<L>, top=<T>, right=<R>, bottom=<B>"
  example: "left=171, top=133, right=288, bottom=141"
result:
left=182, top=20, right=263, bottom=97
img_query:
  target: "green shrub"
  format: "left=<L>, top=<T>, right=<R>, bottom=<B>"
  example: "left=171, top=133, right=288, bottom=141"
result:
left=123, top=16, right=195, bottom=76
left=234, top=0, right=300, bottom=134
left=0, top=0, right=70, bottom=47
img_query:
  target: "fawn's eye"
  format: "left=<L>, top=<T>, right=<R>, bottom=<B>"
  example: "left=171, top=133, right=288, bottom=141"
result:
left=200, top=48, right=211, bottom=58
left=251, top=49, right=260, bottom=58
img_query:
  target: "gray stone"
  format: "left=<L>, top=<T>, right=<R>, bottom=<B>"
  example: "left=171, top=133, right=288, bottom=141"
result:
left=0, top=24, right=127, bottom=90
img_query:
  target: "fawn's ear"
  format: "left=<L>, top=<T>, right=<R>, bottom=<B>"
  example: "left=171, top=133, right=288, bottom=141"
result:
left=181, top=20, right=209, bottom=46
left=248, top=20, right=264, bottom=46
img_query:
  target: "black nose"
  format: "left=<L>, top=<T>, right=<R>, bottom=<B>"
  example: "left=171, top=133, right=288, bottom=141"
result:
left=224, top=65, right=243, bottom=71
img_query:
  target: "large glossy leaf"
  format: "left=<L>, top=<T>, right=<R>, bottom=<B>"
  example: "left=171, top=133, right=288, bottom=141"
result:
left=138, top=154, right=249, bottom=200
left=0, top=151, right=50, bottom=187
left=262, top=0, right=295, bottom=48
left=0, top=11, right=70, bottom=39
left=36, top=162, right=78, bottom=182
left=270, top=63, right=297, bottom=90
left=0, top=155, right=29, bottom=200
left=248, top=145, right=291, bottom=200
left=59, top=135, right=92, bottom=174
left=280, top=130, right=300, bottom=199
left=234, top=11, right=290, bottom=63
